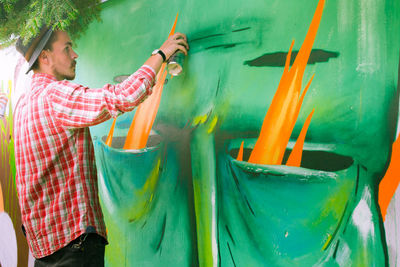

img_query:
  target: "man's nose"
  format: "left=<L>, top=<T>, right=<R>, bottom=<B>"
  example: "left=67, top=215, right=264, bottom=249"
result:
left=71, top=49, right=78, bottom=59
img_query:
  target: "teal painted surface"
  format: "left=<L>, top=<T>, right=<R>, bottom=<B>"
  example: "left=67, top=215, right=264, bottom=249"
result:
left=94, top=136, right=196, bottom=266
left=76, top=0, right=400, bottom=265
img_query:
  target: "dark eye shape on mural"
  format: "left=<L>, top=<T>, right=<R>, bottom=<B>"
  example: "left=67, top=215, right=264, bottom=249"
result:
left=101, top=134, right=162, bottom=149
left=226, top=139, right=354, bottom=173
left=228, top=141, right=353, bottom=172
left=244, top=49, right=339, bottom=67
left=188, top=20, right=263, bottom=54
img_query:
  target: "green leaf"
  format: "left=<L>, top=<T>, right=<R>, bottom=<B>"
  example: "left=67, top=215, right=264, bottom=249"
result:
left=0, top=0, right=102, bottom=46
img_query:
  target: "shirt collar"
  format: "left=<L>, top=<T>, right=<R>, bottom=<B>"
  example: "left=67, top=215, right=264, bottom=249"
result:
left=31, top=73, right=58, bottom=90
left=32, top=73, right=58, bottom=82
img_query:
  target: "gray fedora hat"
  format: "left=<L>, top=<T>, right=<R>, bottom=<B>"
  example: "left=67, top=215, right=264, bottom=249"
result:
left=15, top=26, right=54, bottom=74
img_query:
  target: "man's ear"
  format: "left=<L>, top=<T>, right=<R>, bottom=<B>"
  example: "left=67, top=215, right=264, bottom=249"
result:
left=38, top=50, right=50, bottom=67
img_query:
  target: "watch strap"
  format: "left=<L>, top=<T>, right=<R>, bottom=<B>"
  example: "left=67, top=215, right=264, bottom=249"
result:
left=152, top=49, right=166, bottom=62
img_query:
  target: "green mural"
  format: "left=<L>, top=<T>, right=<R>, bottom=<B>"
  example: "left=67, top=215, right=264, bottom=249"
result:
left=0, top=80, right=30, bottom=267
left=74, top=0, right=400, bottom=266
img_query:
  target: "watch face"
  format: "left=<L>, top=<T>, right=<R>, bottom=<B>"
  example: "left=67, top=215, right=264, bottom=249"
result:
left=151, top=49, right=159, bottom=55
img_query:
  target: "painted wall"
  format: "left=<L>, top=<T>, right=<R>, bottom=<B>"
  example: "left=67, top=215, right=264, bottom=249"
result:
left=0, top=0, right=399, bottom=266
left=0, top=49, right=34, bottom=267
left=0, top=82, right=29, bottom=267
left=72, top=0, right=400, bottom=266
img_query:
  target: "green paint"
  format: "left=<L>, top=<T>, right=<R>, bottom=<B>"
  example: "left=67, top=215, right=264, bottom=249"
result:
left=93, top=136, right=196, bottom=266
left=191, top=120, right=218, bottom=267
left=75, top=0, right=400, bottom=265
left=0, top=81, right=17, bottom=223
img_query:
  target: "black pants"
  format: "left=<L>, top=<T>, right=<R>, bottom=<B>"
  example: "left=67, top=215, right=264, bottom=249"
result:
left=34, top=233, right=106, bottom=267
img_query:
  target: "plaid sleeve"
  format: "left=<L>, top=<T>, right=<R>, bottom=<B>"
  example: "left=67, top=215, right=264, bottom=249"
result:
left=48, top=65, right=156, bottom=129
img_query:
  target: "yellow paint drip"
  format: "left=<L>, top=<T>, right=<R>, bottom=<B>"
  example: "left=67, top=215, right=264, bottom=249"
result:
left=8, top=80, right=11, bottom=99
left=322, top=234, right=332, bottom=250
left=129, top=159, right=161, bottom=221
left=207, top=116, right=218, bottom=134
left=193, top=114, right=208, bottom=126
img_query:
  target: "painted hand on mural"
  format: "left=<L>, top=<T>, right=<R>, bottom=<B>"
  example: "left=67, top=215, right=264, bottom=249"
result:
left=74, top=0, right=400, bottom=266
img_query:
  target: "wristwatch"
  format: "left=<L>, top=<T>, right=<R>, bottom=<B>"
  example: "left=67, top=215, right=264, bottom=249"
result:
left=151, top=49, right=167, bottom=62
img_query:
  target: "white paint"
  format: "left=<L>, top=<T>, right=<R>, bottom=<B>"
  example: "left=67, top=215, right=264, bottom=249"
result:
left=0, top=46, right=18, bottom=116
left=337, top=0, right=354, bottom=34
left=129, top=2, right=143, bottom=13
left=357, top=0, right=382, bottom=74
left=356, top=63, right=375, bottom=74
left=384, top=121, right=400, bottom=266
left=396, top=115, right=400, bottom=138
left=0, top=46, right=18, bottom=83
left=13, top=59, right=32, bottom=112
left=335, top=240, right=352, bottom=267
left=0, top=212, right=18, bottom=267
left=0, top=46, right=30, bottom=114
left=28, top=250, right=35, bottom=267
left=385, top=174, right=400, bottom=267
left=351, top=188, right=375, bottom=241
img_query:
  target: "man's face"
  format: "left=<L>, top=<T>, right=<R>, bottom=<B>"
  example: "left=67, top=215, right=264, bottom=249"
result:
left=47, top=31, right=78, bottom=80
left=74, top=0, right=400, bottom=265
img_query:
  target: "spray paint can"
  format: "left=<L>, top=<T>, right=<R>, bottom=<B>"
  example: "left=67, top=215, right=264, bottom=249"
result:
left=167, top=51, right=185, bottom=76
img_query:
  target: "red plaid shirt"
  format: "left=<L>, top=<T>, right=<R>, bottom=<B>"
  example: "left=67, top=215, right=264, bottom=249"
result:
left=14, top=65, right=156, bottom=258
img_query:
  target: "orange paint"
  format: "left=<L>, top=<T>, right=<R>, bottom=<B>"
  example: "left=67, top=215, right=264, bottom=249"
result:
left=123, top=13, right=179, bottom=149
left=248, top=0, right=324, bottom=165
left=236, top=141, right=244, bottom=161
left=123, top=70, right=168, bottom=149
left=105, top=118, right=116, bottom=146
left=379, top=135, right=400, bottom=221
left=286, top=109, right=315, bottom=167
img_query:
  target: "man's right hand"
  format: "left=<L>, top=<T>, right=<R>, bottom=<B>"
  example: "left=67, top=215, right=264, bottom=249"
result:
left=143, top=32, right=189, bottom=75
left=158, top=33, right=189, bottom=61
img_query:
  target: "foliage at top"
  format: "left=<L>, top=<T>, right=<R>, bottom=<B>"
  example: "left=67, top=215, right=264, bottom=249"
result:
left=0, top=0, right=102, bottom=47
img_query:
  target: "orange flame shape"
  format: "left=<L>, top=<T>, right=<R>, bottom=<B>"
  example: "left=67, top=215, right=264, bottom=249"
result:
left=236, top=141, right=244, bottom=161
left=248, top=0, right=324, bottom=165
left=105, top=118, right=116, bottom=146
left=123, top=13, right=178, bottom=149
left=379, top=135, right=400, bottom=221
left=286, top=109, right=315, bottom=167
left=104, top=14, right=179, bottom=149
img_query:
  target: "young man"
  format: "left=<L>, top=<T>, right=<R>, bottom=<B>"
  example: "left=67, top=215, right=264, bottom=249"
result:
left=14, top=27, right=188, bottom=266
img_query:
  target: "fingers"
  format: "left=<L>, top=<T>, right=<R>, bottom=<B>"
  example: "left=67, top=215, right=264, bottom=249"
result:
left=169, top=33, right=189, bottom=50
left=159, top=33, right=189, bottom=60
left=175, top=44, right=188, bottom=56
left=170, top=32, right=187, bottom=42
left=176, top=39, right=189, bottom=51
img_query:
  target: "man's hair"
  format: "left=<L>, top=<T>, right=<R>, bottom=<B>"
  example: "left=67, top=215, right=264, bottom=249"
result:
left=31, top=31, right=58, bottom=71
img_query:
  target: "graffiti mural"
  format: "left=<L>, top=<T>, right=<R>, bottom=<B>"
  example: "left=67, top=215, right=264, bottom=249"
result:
left=0, top=88, right=18, bottom=265
left=0, top=80, right=31, bottom=267
left=0, top=46, right=34, bottom=267
left=70, top=0, right=400, bottom=266
left=0, top=0, right=399, bottom=265
left=69, top=0, right=400, bottom=266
